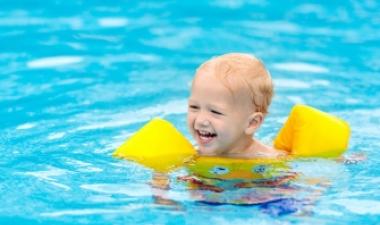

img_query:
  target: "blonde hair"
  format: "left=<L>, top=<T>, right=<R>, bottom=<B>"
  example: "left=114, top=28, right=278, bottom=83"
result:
left=197, top=53, right=273, bottom=114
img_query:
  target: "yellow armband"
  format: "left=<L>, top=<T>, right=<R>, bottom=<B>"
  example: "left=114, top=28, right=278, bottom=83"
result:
left=274, top=104, right=350, bottom=157
left=113, top=118, right=196, bottom=172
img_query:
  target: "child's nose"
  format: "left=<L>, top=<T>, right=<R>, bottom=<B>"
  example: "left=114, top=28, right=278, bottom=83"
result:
left=195, top=113, right=210, bottom=127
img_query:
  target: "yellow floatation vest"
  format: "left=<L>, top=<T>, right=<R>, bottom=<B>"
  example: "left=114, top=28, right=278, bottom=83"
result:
left=113, top=104, right=350, bottom=177
left=186, top=156, right=290, bottom=180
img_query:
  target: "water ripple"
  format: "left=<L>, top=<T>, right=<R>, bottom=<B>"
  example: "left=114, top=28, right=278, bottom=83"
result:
left=27, top=56, right=84, bottom=69
left=272, top=62, right=329, bottom=73
left=98, top=17, right=129, bottom=28
left=16, top=123, right=37, bottom=130
left=80, top=183, right=151, bottom=196
left=74, top=99, right=187, bottom=131
left=142, top=27, right=202, bottom=50
left=334, top=199, right=380, bottom=215
left=41, top=204, right=145, bottom=217
left=274, top=79, right=311, bottom=89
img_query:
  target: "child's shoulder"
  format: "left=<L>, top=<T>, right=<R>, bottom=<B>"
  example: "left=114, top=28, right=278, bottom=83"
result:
left=251, top=139, right=288, bottom=159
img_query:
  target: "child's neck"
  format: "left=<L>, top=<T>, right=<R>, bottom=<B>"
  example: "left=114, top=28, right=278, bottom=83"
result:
left=222, top=138, right=283, bottom=159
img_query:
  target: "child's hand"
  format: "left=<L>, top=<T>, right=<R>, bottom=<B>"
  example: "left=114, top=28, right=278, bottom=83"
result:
left=340, top=153, right=367, bottom=165
left=178, top=175, right=224, bottom=192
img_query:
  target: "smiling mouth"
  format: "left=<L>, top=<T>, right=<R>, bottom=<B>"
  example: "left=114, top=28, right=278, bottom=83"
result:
left=196, top=130, right=217, bottom=145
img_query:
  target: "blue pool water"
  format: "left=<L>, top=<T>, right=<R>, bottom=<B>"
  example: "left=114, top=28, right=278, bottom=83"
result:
left=1, top=1, right=380, bottom=224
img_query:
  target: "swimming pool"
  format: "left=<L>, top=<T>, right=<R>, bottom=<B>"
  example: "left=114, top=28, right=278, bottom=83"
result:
left=1, top=1, right=380, bottom=224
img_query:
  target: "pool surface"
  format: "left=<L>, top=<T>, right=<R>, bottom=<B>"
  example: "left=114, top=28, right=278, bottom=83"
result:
left=1, top=1, right=380, bottom=224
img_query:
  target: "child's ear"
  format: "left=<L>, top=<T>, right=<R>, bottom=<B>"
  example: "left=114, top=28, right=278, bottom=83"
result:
left=245, top=112, right=264, bottom=135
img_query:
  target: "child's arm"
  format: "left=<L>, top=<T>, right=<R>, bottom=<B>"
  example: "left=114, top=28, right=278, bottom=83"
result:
left=150, top=172, right=178, bottom=206
left=151, top=172, right=170, bottom=189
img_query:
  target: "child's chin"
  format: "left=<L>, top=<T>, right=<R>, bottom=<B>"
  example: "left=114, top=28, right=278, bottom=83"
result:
left=197, top=146, right=218, bottom=156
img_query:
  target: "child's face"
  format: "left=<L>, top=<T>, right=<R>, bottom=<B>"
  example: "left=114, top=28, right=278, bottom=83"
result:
left=187, top=69, right=256, bottom=156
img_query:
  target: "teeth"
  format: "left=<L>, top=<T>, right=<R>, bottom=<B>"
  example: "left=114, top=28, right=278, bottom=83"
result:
left=198, top=130, right=216, bottom=137
left=200, top=131, right=210, bottom=135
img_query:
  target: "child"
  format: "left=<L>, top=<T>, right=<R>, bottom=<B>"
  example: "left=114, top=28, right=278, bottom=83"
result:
left=187, top=53, right=286, bottom=159
left=152, top=53, right=291, bottom=200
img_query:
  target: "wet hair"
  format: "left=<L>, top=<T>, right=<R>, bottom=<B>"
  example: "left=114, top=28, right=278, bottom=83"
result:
left=196, top=53, right=273, bottom=114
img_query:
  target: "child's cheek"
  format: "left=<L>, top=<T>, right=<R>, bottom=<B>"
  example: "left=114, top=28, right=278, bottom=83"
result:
left=187, top=114, right=194, bottom=130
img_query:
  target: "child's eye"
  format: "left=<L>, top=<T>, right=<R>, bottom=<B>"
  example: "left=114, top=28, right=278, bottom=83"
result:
left=211, top=110, right=223, bottom=115
left=189, top=105, right=199, bottom=110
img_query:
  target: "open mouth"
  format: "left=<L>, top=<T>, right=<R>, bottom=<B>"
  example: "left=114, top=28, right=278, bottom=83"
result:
left=196, top=130, right=217, bottom=145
